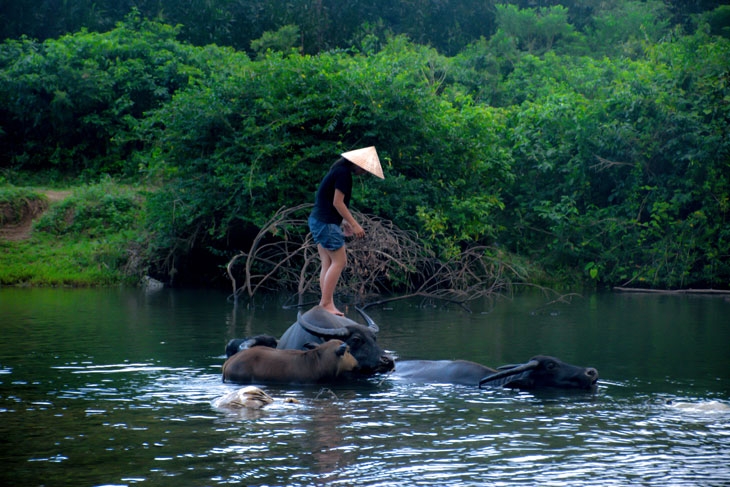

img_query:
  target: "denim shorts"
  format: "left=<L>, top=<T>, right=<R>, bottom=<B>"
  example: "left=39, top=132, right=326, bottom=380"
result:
left=309, top=215, right=345, bottom=251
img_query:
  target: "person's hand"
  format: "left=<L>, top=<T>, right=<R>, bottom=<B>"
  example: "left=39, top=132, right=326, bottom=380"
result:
left=351, top=222, right=365, bottom=238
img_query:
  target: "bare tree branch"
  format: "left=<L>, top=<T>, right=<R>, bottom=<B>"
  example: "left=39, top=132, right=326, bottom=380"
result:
left=226, top=205, right=518, bottom=308
left=590, top=155, right=635, bottom=172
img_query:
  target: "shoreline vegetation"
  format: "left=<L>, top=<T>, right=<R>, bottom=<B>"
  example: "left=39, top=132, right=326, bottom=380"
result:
left=0, top=183, right=145, bottom=287
left=2, top=2, right=729, bottom=297
left=2, top=183, right=727, bottom=301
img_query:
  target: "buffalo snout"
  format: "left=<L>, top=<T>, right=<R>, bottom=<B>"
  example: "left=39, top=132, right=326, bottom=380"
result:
left=584, top=367, right=599, bottom=385
left=343, top=335, right=394, bottom=375
left=377, top=354, right=395, bottom=373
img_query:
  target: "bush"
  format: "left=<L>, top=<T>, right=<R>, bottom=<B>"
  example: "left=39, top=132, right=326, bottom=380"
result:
left=35, top=180, right=141, bottom=238
left=497, top=29, right=730, bottom=289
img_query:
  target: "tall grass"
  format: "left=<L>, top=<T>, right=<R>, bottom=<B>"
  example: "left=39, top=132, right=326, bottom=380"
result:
left=0, top=234, right=131, bottom=286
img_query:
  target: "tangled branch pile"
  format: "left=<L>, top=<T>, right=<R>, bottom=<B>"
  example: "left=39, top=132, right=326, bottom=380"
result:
left=226, top=205, right=521, bottom=308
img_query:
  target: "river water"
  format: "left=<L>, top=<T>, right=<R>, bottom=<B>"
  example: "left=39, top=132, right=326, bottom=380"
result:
left=1, top=288, right=728, bottom=486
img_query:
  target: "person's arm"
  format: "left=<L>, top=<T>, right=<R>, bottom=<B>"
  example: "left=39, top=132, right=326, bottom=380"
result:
left=333, top=189, right=365, bottom=238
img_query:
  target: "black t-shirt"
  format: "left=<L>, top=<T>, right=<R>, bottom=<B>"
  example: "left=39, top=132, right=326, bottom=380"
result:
left=310, top=163, right=352, bottom=224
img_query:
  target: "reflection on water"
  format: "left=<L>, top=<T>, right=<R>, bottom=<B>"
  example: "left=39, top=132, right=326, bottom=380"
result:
left=0, top=288, right=729, bottom=486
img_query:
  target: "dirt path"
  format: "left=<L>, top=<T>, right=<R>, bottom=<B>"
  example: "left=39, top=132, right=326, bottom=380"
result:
left=0, top=190, right=72, bottom=242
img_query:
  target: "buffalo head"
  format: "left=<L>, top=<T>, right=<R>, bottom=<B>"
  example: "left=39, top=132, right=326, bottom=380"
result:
left=225, top=335, right=278, bottom=358
left=479, top=355, right=598, bottom=390
left=277, top=305, right=394, bottom=375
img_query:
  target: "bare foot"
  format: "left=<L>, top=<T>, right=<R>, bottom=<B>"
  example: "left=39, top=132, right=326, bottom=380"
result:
left=321, top=304, right=344, bottom=316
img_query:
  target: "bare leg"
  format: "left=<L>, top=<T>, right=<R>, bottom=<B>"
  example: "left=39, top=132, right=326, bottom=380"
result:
left=318, top=244, right=332, bottom=292
left=317, top=244, right=346, bottom=315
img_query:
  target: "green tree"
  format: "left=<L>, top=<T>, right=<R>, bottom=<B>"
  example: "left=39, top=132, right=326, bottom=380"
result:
left=141, top=37, right=512, bottom=275
left=584, top=0, right=671, bottom=58
left=494, top=4, right=578, bottom=54
left=0, top=13, right=220, bottom=177
left=497, top=27, right=730, bottom=288
left=250, top=24, right=301, bottom=57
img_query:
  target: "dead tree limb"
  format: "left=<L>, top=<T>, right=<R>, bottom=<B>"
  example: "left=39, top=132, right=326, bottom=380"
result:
left=226, top=205, right=519, bottom=307
left=226, top=203, right=312, bottom=302
left=613, top=287, right=730, bottom=295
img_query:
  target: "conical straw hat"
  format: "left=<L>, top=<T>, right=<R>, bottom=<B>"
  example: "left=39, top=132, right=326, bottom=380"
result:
left=341, top=146, right=384, bottom=179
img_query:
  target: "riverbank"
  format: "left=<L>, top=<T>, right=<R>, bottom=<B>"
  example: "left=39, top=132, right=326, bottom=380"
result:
left=3, top=181, right=726, bottom=293
left=0, top=183, right=144, bottom=287
left=0, top=189, right=71, bottom=241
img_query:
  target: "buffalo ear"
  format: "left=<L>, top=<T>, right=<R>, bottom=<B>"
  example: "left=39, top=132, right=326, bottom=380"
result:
left=479, top=359, right=539, bottom=388
left=335, top=342, right=348, bottom=357
left=297, top=308, right=351, bottom=338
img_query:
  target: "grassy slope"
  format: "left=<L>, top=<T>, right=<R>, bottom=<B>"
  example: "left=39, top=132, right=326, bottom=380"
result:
left=0, top=183, right=144, bottom=287
left=0, top=234, right=131, bottom=286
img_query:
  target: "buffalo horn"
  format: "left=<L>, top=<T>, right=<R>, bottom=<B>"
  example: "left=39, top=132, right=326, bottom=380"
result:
left=296, top=310, right=350, bottom=338
left=355, top=306, right=380, bottom=333
left=478, top=359, right=540, bottom=388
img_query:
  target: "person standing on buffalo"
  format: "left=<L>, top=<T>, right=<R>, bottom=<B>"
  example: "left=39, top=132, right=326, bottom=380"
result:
left=308, top=146, right=384, bottom=316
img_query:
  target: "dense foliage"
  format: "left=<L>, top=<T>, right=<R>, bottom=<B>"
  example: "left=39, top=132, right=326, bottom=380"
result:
left=1, top=2, right=729, bottom=290
left=1, top=0, right=726, bottom=55
left=0, top=15, right=228, bottom=179
left=142, top=38, right=511, bottom=269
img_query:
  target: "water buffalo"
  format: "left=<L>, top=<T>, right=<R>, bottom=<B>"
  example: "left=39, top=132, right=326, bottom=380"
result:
left=391, top=355, right=599, bottom=390
left=276, top=306, right=394, bottom=375
left=222, top=339, right=359, bottom=385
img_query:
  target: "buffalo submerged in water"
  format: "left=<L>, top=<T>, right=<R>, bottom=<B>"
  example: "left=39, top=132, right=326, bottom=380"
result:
left=391, top=356, right=599, bottom=390
left=227, top=305, right=395, bottom=378
left=224, top=307, right=598, bottom=390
